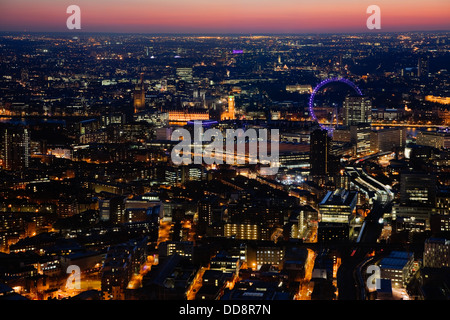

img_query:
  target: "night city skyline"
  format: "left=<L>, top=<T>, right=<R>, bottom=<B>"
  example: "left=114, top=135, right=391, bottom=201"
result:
left=0, top=1, right=449, bottom=316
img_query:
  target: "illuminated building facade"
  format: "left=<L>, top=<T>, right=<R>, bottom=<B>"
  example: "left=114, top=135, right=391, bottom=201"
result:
left=370, top=128, right=406, bottom=153
left=350, top=124, right=371, bottom=156
left=158, top=241, right=194, bottom=261
left=392, top=173, right=438, bottom=231
left=176, top=67, right=193, bottom=82
left=2, top=126, right=30, bottom=171
left=133, top=73, right=146, bottom=113
left=101, top=237, right=148, bottom=299
left=341, top=95, right=373, bottom=155
left=285, top=84, right=312, bottom=94
left=425, top=95, right=450, bottom=105
left=378, top=251, right=415, bottom=289
left=255, top=246, right=285, bottom=269
left=224, top=223, right=260, bottom=240
left=342, top=96, right=372, bottom=126
left=423, top=238, right=450, bottom=268
left=416, top=131, right=450, bottom=149
left=221, top=96, right=236, bottom=121
left=168, top=110, right=209, bottom=122
left=210, top=254, right=241, bottom=275
left=319, top=189, right=358, bottom=224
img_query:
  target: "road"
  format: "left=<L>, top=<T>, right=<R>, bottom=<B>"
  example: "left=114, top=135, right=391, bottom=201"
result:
left=127, top=255, right=155, bottom=290
left=186, top=266, right=207, bottom=300
left=371, top=122, right=444, bottom=128
left=157, top=221, right=172, bottom=246
left=295, top=248, right=317, bottom=300
left=338, top=153, right=394, bottom=300
left=353, top=255, right=377, bottom=300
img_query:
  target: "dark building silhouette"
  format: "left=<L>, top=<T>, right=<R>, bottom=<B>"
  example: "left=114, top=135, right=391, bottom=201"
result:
left=310, top=128, right=338, bottom=177
left=418, top=57, right=429, bottom=78
left=310, top=129, right=330, bottom=176
left=1, top=125, right=30, bottom=171
left=400, top=172, right=437, bottom=207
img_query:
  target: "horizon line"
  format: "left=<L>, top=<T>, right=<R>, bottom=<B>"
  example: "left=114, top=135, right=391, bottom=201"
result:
left=1, top=29, right=449, bottom=37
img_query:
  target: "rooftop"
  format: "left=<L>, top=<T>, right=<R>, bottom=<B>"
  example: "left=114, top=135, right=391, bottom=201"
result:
left=379, top=251, right=413, bottom=270
left=319, top=189, right=358, bottom=207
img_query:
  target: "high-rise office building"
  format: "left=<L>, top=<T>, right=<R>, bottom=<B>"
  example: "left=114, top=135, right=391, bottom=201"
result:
left=393, top=172, right=437, bottom=229
left=423, top=238, right=450, bottom=268
left=418, top=57, right=429, bottom=78
left=341, top=96, right=372, bottom=156
left=2, top=126, right=30, bottom=171
left=133, top=73, right=146, bottom=113
left=342, top=96, right=372, bottom=126
left=400, top=173, right=437, bottom=207
left=310, top=128, right=330, bottom=176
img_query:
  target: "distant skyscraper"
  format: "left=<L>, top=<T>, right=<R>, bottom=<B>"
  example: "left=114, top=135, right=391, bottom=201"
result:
left=342, top=96, right=372, bottom=126
left=341, top=96, right=372, bottom=156
left=2, top=126, right=30, bottom=171
left=418, top=57, right=429, bottom=78
left=133, top=73, right=146, bottom=113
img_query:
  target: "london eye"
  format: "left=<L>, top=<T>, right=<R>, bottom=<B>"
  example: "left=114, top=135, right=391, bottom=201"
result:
left=308, top=77, right=363, bottom=134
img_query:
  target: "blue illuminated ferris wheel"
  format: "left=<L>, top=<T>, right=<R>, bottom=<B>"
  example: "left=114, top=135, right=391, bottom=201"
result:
left=308, top=77, right=363, bottom=134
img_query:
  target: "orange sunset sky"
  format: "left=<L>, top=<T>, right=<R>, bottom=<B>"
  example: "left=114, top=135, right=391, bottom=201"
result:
left=0, top=0, right=449, bottom=33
